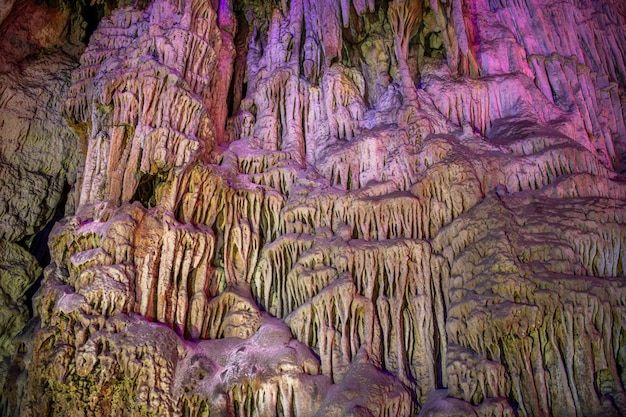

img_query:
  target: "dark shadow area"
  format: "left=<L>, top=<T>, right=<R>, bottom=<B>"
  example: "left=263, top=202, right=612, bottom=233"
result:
left=82, top=2, right=107, bottom=43
left=25, top=181, right=71, bottom=313
left=227, top=12, right=250, bottom=118
left=132, top=172, right=166, bottom=208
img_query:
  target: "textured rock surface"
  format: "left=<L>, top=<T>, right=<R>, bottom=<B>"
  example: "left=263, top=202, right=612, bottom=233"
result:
left=0, top=0, right=84, bottom=398
left=1, top=0, right=625, bottom=416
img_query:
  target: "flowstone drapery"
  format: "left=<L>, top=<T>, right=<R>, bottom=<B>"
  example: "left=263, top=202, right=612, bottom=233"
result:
left=1, top=0, right=625, bottom=415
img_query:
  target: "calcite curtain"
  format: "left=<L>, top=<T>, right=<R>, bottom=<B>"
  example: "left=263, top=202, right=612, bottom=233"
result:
left=0, top=0, right=625, bottom=415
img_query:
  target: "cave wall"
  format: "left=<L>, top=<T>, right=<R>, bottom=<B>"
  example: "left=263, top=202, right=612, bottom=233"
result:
left=0, top=0, right=625, bottom=416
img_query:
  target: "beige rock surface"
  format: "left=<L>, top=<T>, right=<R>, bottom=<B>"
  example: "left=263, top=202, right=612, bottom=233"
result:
left=0, top=0, right=625, bottom=416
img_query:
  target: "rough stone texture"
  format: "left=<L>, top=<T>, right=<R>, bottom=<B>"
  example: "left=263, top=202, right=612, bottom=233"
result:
left=0, top=0, right=85, bottom=398
left=0, top=0, right=625, bottom=416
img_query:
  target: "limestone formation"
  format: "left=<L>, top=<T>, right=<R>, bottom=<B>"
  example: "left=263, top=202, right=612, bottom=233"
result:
left=0, top=0, right=625, bottom=416
left=0, top=0, right=85, bottom=399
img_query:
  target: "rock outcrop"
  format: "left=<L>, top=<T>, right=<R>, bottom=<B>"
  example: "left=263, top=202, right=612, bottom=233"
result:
left=0, top=0, right=84, bottom=400
left=0, top=0, right=625, bottom=416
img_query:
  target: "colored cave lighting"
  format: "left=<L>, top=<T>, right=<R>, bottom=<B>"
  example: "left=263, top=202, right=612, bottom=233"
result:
left=0, top=0, right=625, bottom=416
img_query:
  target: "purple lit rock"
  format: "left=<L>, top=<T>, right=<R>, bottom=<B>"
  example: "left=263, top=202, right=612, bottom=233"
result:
left=1, top=0, right=625, bottom=416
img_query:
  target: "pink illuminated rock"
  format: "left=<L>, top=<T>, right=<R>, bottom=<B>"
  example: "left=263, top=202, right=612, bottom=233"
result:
left=1, top=0, right=625, bottom=416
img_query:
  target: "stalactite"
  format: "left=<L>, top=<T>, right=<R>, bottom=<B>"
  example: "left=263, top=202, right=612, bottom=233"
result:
left=432, top=193, right=626, bottom=416
left=5, top=0, right=626, bottom=415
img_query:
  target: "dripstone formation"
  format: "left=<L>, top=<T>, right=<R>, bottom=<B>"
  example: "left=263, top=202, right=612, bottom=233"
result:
left=0, top=0, right=625, bottom=415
